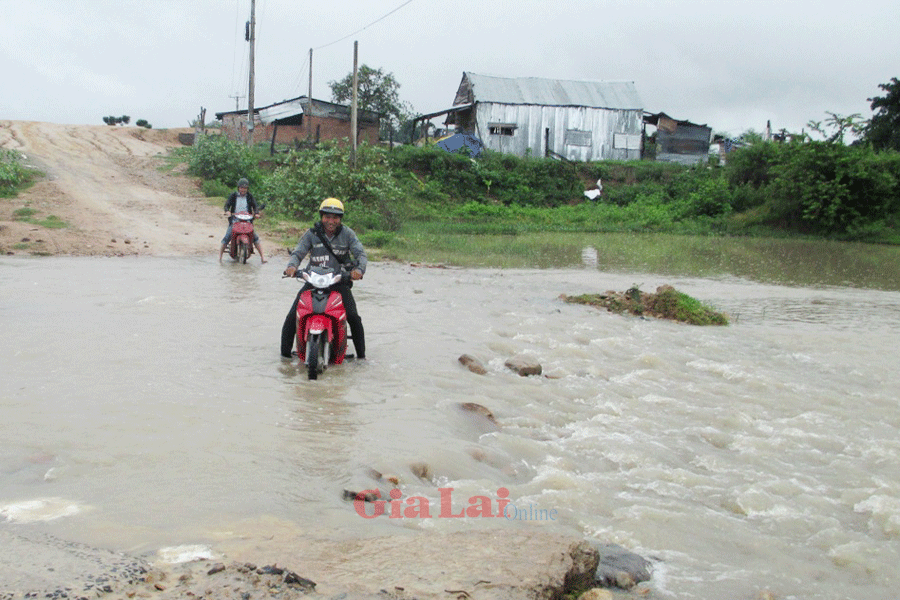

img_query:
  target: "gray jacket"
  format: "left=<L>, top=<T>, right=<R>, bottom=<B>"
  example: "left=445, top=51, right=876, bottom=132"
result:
left=287, top=222, right=367, bottom=274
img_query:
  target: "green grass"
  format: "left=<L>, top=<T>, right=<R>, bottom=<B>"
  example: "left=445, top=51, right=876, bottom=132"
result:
left=563, top=286, right=729, bottom=326
left=12, top=207, right=69, bottom=229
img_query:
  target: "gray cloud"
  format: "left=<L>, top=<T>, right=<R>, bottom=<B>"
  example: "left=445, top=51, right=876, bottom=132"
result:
left=2, top=0, right=896, bottom=137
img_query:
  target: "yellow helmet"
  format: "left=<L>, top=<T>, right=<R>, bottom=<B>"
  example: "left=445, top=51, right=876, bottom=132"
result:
left=318, top=197, right=344, bottom=215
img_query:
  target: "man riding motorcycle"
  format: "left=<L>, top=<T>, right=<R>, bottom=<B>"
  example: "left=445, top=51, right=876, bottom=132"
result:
left=219, top=177, right=266, bottom=264
left=282, top=198, right=367, bottom=359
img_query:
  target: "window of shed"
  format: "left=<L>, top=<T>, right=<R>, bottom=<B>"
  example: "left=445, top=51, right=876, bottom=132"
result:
left=565, top=130, right=592, bottom=147
left=489, top=123, right=517, bottom=136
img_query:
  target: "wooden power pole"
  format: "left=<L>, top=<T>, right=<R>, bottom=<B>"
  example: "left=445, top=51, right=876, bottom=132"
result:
left=308, top=48, right=313, bottom=139
left=351, top=41, right=358, bottom=168
left=247, top=0, right=256, bottom=146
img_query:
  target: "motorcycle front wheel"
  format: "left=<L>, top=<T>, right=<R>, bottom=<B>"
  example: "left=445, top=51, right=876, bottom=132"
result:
left=306, top=333, right=320, bottom=380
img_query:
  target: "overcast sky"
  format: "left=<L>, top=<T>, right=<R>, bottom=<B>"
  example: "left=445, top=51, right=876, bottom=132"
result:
left=2, top=0, right=897, bottom=138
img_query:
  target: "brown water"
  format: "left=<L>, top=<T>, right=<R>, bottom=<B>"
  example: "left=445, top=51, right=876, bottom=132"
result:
left=1, top=237, right=899, bottom=600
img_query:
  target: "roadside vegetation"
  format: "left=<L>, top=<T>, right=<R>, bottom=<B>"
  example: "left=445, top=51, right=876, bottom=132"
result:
left=11, top=207, right=68, bottom=228
left=0, top=149, right=37, bottom=198
left=179, top=131, right=900, bottom=253
left=170, top=76, right=900, bottom=262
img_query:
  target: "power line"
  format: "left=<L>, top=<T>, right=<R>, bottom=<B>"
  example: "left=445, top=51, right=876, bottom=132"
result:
left=314, top=0, right=414, bottom=51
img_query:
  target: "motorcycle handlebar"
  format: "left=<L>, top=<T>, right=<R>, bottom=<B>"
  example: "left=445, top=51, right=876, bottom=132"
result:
left=281, top=267, right=352, bottom=280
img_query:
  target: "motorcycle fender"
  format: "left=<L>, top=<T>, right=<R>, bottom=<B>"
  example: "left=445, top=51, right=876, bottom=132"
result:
left=305, top=315, right=332, bottom=340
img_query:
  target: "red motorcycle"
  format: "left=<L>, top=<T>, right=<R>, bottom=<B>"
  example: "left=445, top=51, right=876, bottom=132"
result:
left=292, top=266, right=348, bottom=379
left=228, top=211, right=257, bottom=263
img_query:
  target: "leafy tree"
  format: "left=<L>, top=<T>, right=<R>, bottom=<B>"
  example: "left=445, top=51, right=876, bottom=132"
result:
left=329, top=64, right=415, bottom=140
left=101, top=115, right=131, bottom=126
left=865, top=77, right=900, bottom=151
left=807, top=112, right=867, bottom=144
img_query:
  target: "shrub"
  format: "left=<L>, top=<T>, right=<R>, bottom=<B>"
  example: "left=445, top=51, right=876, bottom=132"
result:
left=260, top=142, right=406, bottom=231
left=767, top=142, right=900, bottom=234
left=202, top=179, right=232, bottom=199
left=669, top=171, right=734, bottom=219
left=725, top=141, right=786, bottom=189
left=187, top=134, right=261, bottom=189
left=359, top=230, right=394, bottom=248
left=0, top=149, right=29, bottom=194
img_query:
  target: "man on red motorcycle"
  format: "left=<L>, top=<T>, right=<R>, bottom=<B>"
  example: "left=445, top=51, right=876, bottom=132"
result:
left=219, top=177, right=266, bottom=263
left=281, top=197, right=367, bottom=359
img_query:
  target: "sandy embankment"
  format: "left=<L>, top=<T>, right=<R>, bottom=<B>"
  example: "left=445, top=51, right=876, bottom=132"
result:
left=0, top=121, right=222, bottom=257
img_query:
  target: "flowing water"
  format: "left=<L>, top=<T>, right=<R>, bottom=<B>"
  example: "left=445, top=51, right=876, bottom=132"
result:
left=1, top=236, right=899, bottom=600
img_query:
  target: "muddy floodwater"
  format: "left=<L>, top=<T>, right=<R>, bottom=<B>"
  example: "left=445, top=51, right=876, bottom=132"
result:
left=2, top=237, right=899, bottom=600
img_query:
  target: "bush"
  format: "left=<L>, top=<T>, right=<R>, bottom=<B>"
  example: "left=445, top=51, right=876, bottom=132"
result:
left=202, top=179, right=232, bottom=199
left=668, top=169, right=733, bottom=219
left=359, top=230, right=395, bottom=248
left=187, top=134, right=261, bottom=189
left=389, top=145, right=583, bottom=207
left=260, top=142, right=406, bottom=231
left=767, top=142, right=900, bottom=234
left=0, top=149, right=29, bottom=195
left=724, top=141, right=786, bottom=189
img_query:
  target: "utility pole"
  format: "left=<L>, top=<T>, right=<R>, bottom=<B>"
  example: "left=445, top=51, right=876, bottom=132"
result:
left=307, top=48, right=313, bottom=140
left=229, top=94, right=245, bottom=111
left=247, top=0, right=256, bottom=146
left=351, top=41, right=358, bottom=169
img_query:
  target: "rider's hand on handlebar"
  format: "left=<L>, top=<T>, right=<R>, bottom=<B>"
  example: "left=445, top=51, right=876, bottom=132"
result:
left=284, top=266, right=297, bottom=278
left=350, top=268, right=363, bottom=281
left=224, top=211, right=232, bottom=218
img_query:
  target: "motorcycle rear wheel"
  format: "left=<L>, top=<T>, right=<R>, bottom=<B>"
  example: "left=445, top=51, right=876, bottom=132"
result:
left=306, top=333, right=320, bottom=380
left=238, top=242, right=249, bottom=264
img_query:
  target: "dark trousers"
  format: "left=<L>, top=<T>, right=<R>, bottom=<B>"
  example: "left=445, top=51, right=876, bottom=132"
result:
left=281, top=283, right=365, bottom=359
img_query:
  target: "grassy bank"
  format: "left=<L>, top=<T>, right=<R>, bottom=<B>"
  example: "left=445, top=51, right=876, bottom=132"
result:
left=181, top=134, right=900, bottom=253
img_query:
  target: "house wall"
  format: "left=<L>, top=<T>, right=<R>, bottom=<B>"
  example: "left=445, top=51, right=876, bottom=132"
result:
left=472, top=103, right=642, bottom=161
left=220, top=114, right=379, bottom=146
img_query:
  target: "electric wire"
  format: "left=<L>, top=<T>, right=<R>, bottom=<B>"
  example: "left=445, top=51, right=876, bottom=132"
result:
left=313, top=0, right=414, bottom=51
left=288, top=0, right=414, bottom=98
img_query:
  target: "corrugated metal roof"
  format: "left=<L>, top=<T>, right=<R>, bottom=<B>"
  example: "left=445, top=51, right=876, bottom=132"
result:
left=460, top=72, right=642, bottom=110
left=257, top=99, right=305, bottom=124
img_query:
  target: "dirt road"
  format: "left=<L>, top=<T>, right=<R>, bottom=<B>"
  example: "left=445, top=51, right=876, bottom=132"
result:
left=0, top=121, right=222, bottom=257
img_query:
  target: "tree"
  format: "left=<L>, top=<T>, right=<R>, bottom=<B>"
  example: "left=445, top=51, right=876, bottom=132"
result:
left=101, top=115, right=131, bottom=126
left=329, top=64, right=415, bottom=140
left=806, top=112, right=867, bottom=144
left=865, top=77, right=900, bottom=152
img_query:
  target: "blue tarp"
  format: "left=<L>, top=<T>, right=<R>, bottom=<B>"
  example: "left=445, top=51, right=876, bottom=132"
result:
left=436, top=133, right=484, bottom=157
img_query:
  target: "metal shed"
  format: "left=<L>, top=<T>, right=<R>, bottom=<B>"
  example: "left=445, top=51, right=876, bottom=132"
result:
left=643, top=112, right=712, bottom=166
left=430, top=72, right=644, bottom=161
